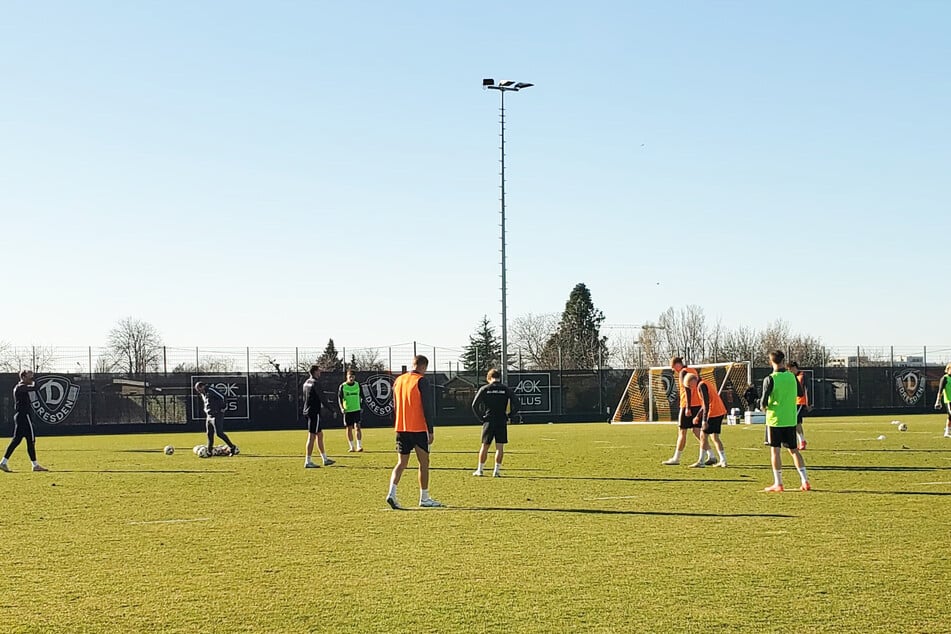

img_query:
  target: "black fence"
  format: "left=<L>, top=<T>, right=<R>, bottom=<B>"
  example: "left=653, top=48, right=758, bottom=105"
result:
left=0, top=365, right=944, bottom=436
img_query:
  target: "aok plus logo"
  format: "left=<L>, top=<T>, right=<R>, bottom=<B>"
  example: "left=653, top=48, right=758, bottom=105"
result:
left=29, top=375, right=81, bottom=424
left=362, top=374, right=394, bottom=417
left=511, top=372, right=552, bottom=413
left=895, top=368, right=925, bottom=405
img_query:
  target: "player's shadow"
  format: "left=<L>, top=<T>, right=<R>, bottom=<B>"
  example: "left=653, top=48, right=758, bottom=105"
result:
left=822, top=448, right=951, bottom=453
left=53, top=469, right=237, bottom=474
left=824, top=489, right=951, bottom=497
left=514, top=475, right=751, bottom=483
left=451, top=506, right=795, bottom=519
left=807, top=465, right=950, bottom=472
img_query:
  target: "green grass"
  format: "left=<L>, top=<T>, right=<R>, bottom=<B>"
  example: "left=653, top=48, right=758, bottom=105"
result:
left=2, top=414, right=950, bottom=633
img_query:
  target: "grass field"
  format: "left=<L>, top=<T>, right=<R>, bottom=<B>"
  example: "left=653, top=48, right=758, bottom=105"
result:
left=2, top=414, right=950, bottom=633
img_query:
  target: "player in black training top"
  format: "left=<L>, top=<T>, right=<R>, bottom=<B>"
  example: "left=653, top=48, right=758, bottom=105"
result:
left=470, top=369, right=519, bottom=477
left=0, top=370, right=48, bottom=472
left=302, top=364, right=334, bottom=468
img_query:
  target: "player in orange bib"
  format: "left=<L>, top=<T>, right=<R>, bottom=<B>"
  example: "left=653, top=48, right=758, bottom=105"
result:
left=788, top=361, right=809, bottom=449
left=682, top=372, right=728, bottom=467
left=662, top=357, right=714, bottom=466
left=386, top=355, right=442, bottom=509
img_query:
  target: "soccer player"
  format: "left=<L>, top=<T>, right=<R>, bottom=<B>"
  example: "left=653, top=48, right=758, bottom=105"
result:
left=338, top=369, right=363, bottom=452
left=302, top=365, right=334, bottom=468
left=788, top=361, right=810, bottom=449
left=935, top=363, right=951, bottom=438
left=760, top=350, right=810, bottom=492
left=662, top=356, right=714, bottom=466
left=682, top=372, right=727, bottom=468
left=0, top=370, right=48, bottom=473
left=471, top=368, right=519, bottom=477
left=386, top=355, right=442, bottom=509
left=194, top=382, right=238, bottom=457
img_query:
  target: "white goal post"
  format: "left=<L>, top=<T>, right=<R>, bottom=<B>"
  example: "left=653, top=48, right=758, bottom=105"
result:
left=612, top=361, right=752, bottom=424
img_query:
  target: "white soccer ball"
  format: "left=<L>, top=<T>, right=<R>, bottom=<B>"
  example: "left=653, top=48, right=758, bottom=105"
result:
left=897, top=423, right=908, bottom=432
left=197, top=446, right=209, bottom=458
left=164, top=445, right=174, bottom=455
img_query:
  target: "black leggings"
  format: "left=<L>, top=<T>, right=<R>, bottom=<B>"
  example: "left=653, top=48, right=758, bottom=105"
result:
left=5, top=415, right=37, bottom=461
left=206, top=414, right=235, bottom=449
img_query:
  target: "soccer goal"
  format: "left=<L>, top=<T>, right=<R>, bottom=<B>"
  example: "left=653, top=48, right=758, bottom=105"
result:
left=611, top=361, right=752, bottom=423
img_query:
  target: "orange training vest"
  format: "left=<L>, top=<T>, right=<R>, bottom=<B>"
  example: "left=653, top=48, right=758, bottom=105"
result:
left=679, top=367, right=702, bottom=407
left=393, top=372, right=428, bottom=432
left=795, top=371, right=808, bottom=406
left=690, top=378, right=727, bottom=418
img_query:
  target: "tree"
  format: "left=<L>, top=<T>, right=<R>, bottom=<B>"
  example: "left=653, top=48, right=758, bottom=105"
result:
left=106, top=317, right=162, bottom=375
left=462, top=316, right=502, bottom=374
left=510, top=313, right=560, bottom=369
left=349, top=348, right=386, bottom=372
left=656, top=305, right=708, bottom=363
left=315, top=339, right=343, bottom=373
left=0, top=343, right=57, bottom=372
left=543, top=283, right=608, bottom=370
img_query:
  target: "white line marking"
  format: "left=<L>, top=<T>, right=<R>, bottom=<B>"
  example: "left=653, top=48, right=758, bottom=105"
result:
left=129, top=518, right=211, bottom=525
left=916, top=482, right=951, bottom=486
left=586, top=495, right=638, bottom=501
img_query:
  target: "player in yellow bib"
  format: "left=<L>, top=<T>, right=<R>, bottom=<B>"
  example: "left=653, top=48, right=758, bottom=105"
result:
left=760, top=350, right=810, bottom=492
left=934, top=363, right=951, bottom=439
left=338, top=369, right=363, bottom=452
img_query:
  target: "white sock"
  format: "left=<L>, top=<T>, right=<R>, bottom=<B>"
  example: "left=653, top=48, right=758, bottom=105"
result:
left=0, top=457, right=7, bottom=466
left=797, top=467, right=808, bottom=484
left=320, top=452, right=327, bottom=461
left=475, top=464, right=483, bottom=473
left=31, top=460, right=38, bottom=468
left=388, top=483, right=397, bottom=499
left=493, top=464, right=501, bottom=474
left=671, top=449, right=682, bottom=461
left=356, top=440, right=362, bottom=449
left=717, top=449, right=726, bottom=463
left=698, top=448, right=706, bottom=463
left=773, top=470, right=782, bottom=487
left=305, top=455, right=314, bottom=464
left=420, top=488, right=430, bottom=501
left=348, top=441, right=354, bottom=450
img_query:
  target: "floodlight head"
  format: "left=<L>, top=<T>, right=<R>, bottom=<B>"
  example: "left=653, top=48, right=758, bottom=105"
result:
left=514, top=82, right=534, bottom=90
left=498, top=79, right=515, bottom=87
left=482, top=78, right=494, bottom=87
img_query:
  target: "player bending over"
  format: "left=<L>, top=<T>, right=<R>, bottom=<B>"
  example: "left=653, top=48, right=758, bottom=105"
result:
left=194, top=382, right=239, bottom=457
left=471, top=368, right=519, bottom=477
left=760, top=350, right=810, bottom=492
left=682, top=373, right=727, bottom=468
left=662, top=357, right=715, bottom=466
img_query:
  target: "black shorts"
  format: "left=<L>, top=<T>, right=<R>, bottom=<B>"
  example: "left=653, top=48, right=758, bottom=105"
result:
left=306, top=413, right=325, bottom=434
left=481, top=420, right=508, bottom=445
left=797, top=405, right=806, bottom=425
left=766, top=425, right=798, bottom=449
left=395, top=431, right=429, bottom=455
left=678, top=406, right=702, bottom=430
left=344, top=411, right=362, bottom=427
left=702, top=415, right=724, bottom=435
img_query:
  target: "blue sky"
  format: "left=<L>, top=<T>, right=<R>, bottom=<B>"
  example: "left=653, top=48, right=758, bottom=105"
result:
left=1, top=1, right=949, bottom=354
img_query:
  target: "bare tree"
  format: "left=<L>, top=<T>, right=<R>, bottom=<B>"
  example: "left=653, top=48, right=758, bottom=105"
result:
left=106, top=317, right=163, bottom=375
left=0, top=344, right=57, bottom=372
left=171, top=356, right=237, bottom=373
left=719, top=325, right=760, bottom=365
left=510, top=312, right=560, bottom=369
left=349, top=348, right=387, bottom=372
left=656, top=305, right=708, bottom=363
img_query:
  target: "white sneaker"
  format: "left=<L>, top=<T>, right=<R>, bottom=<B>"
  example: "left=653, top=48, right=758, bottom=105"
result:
left=386, top=496, right=401, bottom=510
left=304, top=461, right=320, bottom=469
left=472, top=470, right=483, bottom=477
left=662, top=458, right=680, bottom=466
left=716, top=460, right=728, bottom=468
left=322, top=458, right=335, bottom=466
left=945, top=430, right=951, bottom=438
left=419, top=498, right=444, bottom=508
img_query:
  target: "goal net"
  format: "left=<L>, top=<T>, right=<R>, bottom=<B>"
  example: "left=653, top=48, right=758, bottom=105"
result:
left=611, top=361, right=752, bottom=423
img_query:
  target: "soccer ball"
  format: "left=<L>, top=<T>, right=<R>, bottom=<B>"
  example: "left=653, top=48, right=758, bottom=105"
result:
left=164, top=445, right=174, bottom=455
left=196, top=446, right=209, bottom=458
left=898, top=423, right=908, bottom=432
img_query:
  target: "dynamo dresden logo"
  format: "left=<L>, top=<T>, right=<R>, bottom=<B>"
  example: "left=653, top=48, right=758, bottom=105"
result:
left=894, top=368, right=925, bottom=406
left=362, top=374, right=394, bottom=417
left=29, top=375, right=81, bottom=424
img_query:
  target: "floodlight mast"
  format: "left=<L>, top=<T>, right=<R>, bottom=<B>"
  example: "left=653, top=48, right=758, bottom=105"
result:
left=482, top=78, right=532, bottom=384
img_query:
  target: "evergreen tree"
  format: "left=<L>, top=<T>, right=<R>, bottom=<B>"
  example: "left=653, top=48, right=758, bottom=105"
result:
left=462, top=316, right=503, bottom=374
left=543, top=283, right=609, bottom=370
left=316, top=338, right=344, bottom=372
